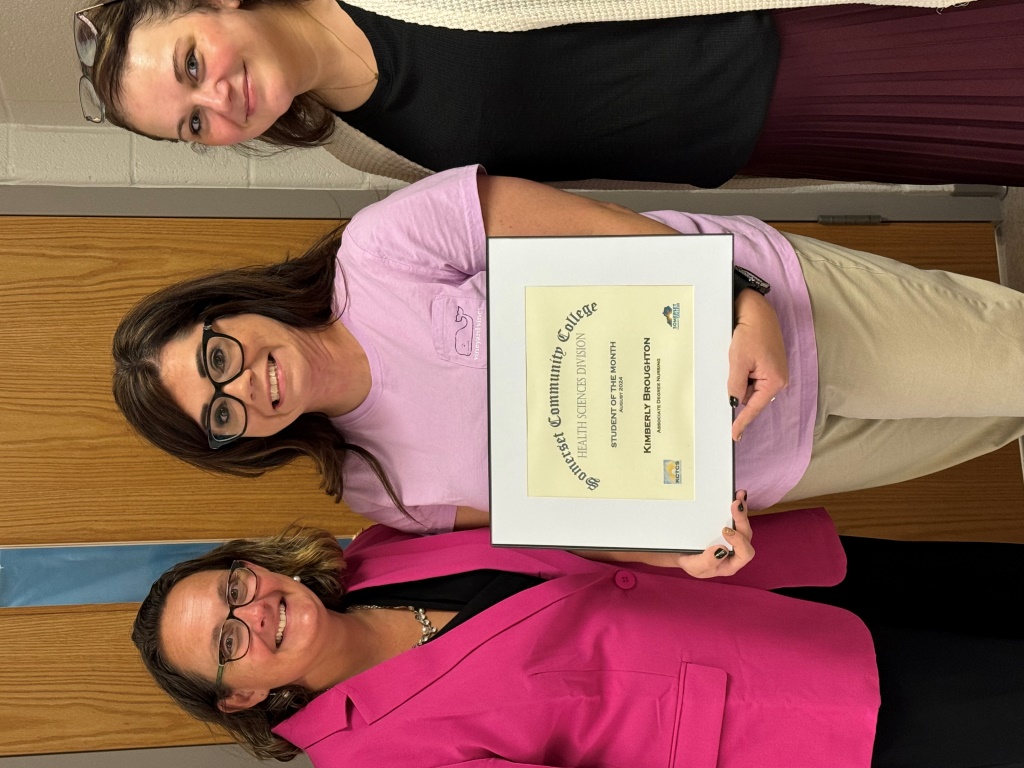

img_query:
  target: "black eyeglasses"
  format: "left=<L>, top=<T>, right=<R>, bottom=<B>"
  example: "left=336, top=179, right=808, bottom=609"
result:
left=215, top=561, right=258, bottom=686
left=201, top=323, right=249, bottom=449
left=73, top=0, right=125, bottom=123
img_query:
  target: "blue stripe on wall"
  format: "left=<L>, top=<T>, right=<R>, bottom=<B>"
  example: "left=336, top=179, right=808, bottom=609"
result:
left=0, top=540, right=351, bottom=608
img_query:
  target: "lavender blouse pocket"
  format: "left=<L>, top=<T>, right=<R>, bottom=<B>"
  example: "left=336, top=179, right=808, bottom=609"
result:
left=431, top=294, right=487, bottom=368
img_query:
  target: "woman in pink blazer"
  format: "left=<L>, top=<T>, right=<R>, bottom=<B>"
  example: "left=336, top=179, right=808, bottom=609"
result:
left=134, top=508, right=1024, bottom=768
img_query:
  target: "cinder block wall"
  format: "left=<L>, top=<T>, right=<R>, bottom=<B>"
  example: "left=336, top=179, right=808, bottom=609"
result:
left=0, top=123, right=376, bottom=190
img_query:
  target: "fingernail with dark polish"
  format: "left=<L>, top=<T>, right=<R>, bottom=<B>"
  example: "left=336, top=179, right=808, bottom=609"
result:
left=729, top=396, right=739, bottom=408
left=738, top=501, right=745, bottom=512
left=714, top=547, right=729, bottom=559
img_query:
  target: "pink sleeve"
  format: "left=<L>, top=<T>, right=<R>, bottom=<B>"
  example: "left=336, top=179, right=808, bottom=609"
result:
left=345, top=500, right=458, bottom=534
left=719, top=507, right=846, bottom=589
left=627, top=507, right=846, bottom=590
left=342, top=165, right=488, bottom=281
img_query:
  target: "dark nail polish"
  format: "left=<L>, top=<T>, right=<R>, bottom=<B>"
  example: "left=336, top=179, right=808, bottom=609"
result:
left=714, top=547, right=729, bottom=560
left=729, top=396, right=739, bottom=408
left=738, top=501, right=745, bottom=512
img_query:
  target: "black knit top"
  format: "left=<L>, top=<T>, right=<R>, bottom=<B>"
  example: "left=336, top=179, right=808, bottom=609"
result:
left=341, top=569, right=544, bottom=642
left=336, top=2, right=779, bottom=188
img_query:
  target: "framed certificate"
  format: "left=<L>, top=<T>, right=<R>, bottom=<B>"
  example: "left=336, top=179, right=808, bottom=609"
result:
left=487, top=234, right=734, bottom=552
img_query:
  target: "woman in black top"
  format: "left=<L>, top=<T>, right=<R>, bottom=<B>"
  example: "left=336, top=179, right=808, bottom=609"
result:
left=76, top=0, right=1024, bottom=185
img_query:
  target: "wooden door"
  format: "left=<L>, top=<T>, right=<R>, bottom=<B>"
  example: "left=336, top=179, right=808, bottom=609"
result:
left=0, top=216, right=363, bottom=755
left=0, top=217, right=1020, bottom=756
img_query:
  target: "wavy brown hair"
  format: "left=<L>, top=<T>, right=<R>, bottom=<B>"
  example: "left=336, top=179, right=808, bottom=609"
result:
left=85, top=0, right=335, bottom=149
left=132, top=526, right=347, bottom=760
left=111, top=224, right=406, bottom=511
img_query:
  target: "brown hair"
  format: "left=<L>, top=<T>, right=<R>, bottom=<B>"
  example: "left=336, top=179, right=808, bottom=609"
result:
left=111, top=225, right=406, bottom=510
left=85, top=0, right=335, bottom=148
left=132, top=526, right=347, bottom=760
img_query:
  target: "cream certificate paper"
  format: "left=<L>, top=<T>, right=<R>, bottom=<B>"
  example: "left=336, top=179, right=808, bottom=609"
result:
left=488, top=234, right=734, bottom=552
left=525, top=285, right=696, bottom=500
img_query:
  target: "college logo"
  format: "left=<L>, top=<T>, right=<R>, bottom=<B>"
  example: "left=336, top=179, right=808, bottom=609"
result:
left=663, top=460, right=682, bottom=484
left=662, top=303, right=681, bottom=329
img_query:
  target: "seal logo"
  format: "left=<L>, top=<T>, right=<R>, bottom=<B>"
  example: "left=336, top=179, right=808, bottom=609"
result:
left=662, top=303, right=681, bottom=329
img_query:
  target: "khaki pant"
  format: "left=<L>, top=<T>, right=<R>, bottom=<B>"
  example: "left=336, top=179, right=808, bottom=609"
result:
left=778, top=232, right=1024, bottom=501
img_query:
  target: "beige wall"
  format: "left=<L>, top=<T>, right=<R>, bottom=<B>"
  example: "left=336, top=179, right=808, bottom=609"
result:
left=1, top=0, right=79, bottom=128
left=0, top=120, right=381, bottom=189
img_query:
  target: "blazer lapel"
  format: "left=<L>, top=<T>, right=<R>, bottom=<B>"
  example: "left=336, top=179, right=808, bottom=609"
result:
left=345, top=507, right=847, bottom=594
left=277, top=570, right=606, bottom=745
left=344, top=527, right=602, bottom=590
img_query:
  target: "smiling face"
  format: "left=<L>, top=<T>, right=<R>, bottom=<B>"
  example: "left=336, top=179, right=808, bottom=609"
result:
left=119, top=0, right=299, bottom=145
left=159, top=314, right=319, bottom=440
left=160, top=562, right=330, bottom=700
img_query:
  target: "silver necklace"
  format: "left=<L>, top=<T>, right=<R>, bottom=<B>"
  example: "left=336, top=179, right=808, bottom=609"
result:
left=349, top=604, right=439, bottom=647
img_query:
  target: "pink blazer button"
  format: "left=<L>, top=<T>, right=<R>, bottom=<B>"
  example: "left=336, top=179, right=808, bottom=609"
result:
left=613, top=570, right=637, bottom=590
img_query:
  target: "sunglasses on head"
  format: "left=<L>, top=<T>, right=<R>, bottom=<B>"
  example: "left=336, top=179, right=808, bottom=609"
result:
left=73, top=0, right=126, bottom=123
